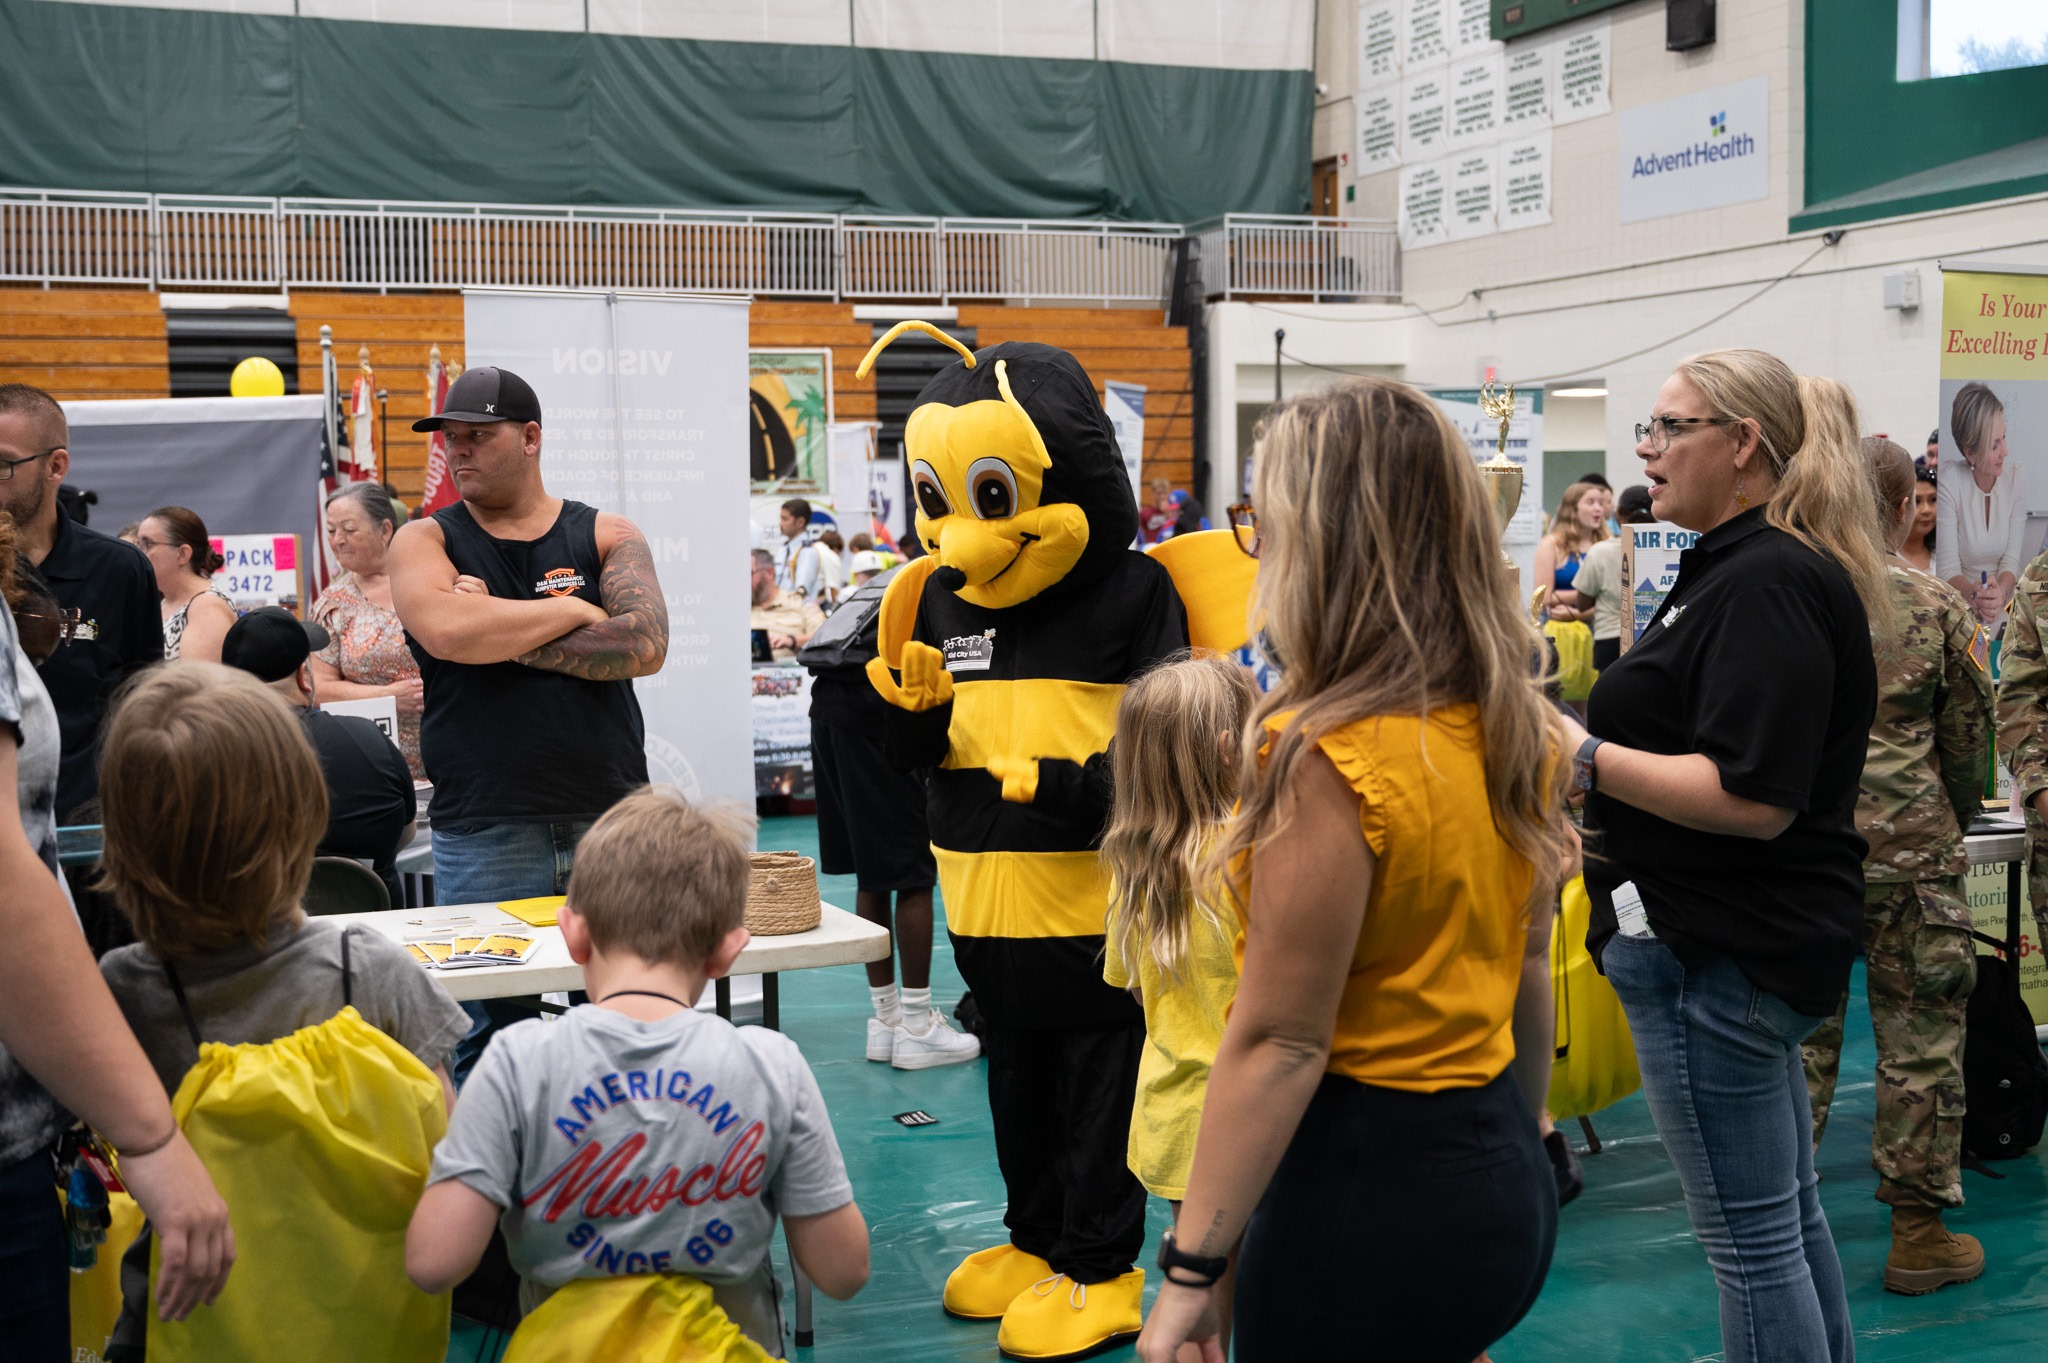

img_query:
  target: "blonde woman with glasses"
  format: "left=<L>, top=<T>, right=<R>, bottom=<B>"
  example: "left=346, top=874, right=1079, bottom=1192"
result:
left=1142, top=379, right=1572, bottom=1363
left=1559, top=355, right=1889, bottom=1363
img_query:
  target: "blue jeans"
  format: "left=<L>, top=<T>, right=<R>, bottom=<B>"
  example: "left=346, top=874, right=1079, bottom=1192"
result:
left=0, top=1150, right=66, bottom=1363
left=1604, top=932, right=1853, bottom=1363
left=433, top=820, right=592, bottom=1083
left=431, top=819, right=592, bottom=906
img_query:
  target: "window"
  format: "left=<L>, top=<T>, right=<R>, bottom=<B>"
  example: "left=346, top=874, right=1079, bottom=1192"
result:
left=1898, top=0, right=2048, bottom=82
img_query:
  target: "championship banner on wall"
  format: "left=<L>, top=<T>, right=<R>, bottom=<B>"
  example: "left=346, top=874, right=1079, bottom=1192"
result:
left=1936, top=265, right=2048, bottom=638
left=463, top=289, right=754, bottom=810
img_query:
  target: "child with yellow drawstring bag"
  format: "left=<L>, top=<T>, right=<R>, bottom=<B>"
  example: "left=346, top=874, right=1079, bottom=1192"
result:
left=406, top=787, right=872, bottom=1360
left=90, top=665, right=473, bottom=1361
left=1100, top=654, right=1257, bottom=1361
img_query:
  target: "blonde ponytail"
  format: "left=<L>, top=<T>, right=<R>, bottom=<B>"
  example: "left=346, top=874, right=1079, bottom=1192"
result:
left=1673, top=351, right=1894, bottom=640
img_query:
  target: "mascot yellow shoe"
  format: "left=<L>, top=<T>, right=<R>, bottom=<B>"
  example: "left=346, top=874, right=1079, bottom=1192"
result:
left=943, top=1244, right=1056, bottom=1319
left=995, top=1270, right=1145, bottom=1360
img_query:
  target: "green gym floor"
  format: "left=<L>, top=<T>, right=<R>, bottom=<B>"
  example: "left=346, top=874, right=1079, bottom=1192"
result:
left=450, top=815, right=2048, bottom=1362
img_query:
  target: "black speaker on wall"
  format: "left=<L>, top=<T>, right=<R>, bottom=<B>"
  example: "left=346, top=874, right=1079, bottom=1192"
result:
left=1667, top=0, right=1716, bottom=51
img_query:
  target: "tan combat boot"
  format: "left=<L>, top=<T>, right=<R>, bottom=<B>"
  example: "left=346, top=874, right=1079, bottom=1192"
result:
left=1883, top=1206, right=1985, bottom=1295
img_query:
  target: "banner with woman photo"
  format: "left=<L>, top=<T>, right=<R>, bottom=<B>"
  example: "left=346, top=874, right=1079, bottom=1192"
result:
left=1936, top=265, right=2048, bottom=639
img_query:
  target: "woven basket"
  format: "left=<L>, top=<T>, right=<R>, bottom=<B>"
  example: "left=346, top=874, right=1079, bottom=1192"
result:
left=746, top=852, right=821, bottom=935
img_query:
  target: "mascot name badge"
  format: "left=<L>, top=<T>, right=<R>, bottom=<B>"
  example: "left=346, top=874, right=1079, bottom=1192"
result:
left=855, top=321, right=1254, bottom=1360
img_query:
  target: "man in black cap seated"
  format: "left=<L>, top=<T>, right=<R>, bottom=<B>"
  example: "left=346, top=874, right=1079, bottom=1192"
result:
left=222, top=606, right=416, bottom=906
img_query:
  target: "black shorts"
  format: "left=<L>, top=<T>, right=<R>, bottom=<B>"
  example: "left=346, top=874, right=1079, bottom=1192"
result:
left=1593, top=636, right=1621, bottom=672
left=811, top=717, right=936, bottom=893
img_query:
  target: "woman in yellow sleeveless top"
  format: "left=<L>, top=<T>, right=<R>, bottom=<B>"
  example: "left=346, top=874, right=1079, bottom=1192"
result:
left=1136, top=380, right=1575, bottom=1363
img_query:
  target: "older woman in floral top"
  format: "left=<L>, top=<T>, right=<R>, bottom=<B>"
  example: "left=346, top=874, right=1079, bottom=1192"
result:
left=309, top=483, right=426, bottom=779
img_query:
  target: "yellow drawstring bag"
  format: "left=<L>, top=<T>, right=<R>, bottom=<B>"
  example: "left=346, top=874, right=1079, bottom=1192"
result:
left=1546, top=876, right=1642, bottom=1120
left=148, top=931, right=449, bottom=1363
left=503, top=1275, right=775, bottom=1363
left=1543, top=619, right=1598, bottom=702
left=69, top=1187, right=144, bottom=1362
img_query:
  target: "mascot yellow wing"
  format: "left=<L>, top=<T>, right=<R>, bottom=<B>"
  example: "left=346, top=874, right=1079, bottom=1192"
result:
left=873, top=553, right=939, bottom=672
left=1145, top=529, right=1257, bottom=654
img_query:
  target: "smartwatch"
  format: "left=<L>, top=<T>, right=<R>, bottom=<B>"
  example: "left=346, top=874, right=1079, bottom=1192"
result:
left=1573, top=735, right=1606, bottom=794
left=1157, top=1229, right=1229, bottom=1288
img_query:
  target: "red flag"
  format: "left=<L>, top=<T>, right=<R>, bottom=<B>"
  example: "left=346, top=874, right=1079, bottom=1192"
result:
left=420, top=351, right=459, bottom=515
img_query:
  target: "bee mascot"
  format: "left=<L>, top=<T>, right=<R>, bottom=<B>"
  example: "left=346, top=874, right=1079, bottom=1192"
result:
left=857, top=322, right=1252, bottom=1360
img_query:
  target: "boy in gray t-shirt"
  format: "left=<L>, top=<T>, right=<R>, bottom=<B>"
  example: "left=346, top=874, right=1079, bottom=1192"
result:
left=408, top=791, right=869, bottom=1358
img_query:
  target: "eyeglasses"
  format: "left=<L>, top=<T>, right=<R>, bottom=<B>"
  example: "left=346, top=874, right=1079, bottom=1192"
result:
left=132, top=536, right=172, bottom=552
left=1227, top=502, right=1261, bottom=560
left=1634, top=417, right=1727, bottom=454
left=0, top=447, right=60, bottom=481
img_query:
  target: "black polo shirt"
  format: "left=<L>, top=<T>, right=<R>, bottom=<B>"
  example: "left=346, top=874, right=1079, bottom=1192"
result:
left=1584, top=506, right=1877, bottom=1016
left=33, top=511, right=161, bottom=820
left=301, top=708, right=417, bottom=904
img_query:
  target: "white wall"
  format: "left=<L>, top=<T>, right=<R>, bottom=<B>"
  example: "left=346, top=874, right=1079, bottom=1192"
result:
left=1275, top=0, right=2048, bottom=492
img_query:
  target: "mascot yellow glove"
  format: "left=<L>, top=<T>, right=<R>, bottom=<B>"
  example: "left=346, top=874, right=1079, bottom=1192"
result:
left=984, top=755, right=1040, bottom=804
left=866, top=641, right=956, bottom=713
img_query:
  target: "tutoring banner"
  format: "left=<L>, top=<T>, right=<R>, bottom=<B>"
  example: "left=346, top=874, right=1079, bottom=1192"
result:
left=1936, top=267, right=2048, bottom=635
left=462, top=290, right=753, bottom=811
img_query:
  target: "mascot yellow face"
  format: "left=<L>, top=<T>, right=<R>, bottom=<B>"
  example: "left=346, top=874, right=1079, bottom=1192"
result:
left=858, top=322, right=1136, bottom=611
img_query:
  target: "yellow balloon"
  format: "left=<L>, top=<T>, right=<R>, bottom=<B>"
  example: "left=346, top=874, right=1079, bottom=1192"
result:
left=229, top=356, right=285, bottom=398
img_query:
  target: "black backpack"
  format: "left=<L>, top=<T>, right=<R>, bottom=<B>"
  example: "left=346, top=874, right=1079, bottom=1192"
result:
left=795, top=565, right=899, bottom=674
left=1962, top=866, right=2048, bottom=1161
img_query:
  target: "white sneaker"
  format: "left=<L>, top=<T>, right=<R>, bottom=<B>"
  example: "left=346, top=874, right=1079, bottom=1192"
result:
left=892, top=1008, right=982, bottom=1070
left=866, top=1016, right=904, bottom=1062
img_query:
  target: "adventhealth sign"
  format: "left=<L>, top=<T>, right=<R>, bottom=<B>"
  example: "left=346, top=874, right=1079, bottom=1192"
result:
left=1617, top=76, right=1770, bottom=225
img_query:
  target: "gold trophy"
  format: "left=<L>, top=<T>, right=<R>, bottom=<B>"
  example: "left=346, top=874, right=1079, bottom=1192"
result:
left=1477, top=380, right=1523, bottom=591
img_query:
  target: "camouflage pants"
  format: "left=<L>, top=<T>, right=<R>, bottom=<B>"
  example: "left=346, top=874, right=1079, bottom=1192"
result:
left=1801, top=878, right=1975, bottom=1209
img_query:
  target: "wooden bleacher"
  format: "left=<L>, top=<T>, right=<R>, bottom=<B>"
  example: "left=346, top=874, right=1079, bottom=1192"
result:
left=0, top=289, right=169, bottom=401
left=1, top=288, right=1197, bottom=503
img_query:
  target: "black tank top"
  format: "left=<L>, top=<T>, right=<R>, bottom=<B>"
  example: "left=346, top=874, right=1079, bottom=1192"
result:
left=409, top=500, right=647, bottom=824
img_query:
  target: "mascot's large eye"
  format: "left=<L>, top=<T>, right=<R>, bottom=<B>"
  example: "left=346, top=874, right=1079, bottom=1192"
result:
left=911, top=461, right=952, bottom=520
left=966, top=458, right=1019, bottom=521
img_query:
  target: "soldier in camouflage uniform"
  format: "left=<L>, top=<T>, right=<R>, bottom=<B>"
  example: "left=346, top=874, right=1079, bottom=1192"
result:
left=1997, top=549, right=2048, bottom=954
left=1801, top=438, right=1990, bottom=1295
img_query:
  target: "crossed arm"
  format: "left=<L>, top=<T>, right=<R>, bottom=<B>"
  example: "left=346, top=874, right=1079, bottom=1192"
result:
left=390, top=515, right=667, bottom=679
left=513, top=518, right=668, bottom=681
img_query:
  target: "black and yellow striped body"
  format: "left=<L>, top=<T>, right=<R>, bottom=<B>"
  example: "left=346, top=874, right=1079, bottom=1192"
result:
left=890, top=550, right=1190, bottom=1030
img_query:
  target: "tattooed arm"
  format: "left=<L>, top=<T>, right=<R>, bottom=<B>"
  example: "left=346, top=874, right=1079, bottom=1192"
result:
left=515, top=516, right=670, bottom=680
left=1136, top=745, right=1370, bottom=1363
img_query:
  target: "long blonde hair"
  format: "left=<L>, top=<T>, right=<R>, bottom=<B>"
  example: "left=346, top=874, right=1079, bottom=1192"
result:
left=1671, top=352, right=1893, bottom=638
left=1545, top=481, right=1610, bottom=556
left=1212, top=379, right=1568, bottom=913
left=1102, top=653, right=1257, bottom=982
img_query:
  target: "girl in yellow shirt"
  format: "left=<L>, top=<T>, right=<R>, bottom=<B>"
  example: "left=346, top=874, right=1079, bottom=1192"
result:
left=1102, top=652, right=1256, bottom=1360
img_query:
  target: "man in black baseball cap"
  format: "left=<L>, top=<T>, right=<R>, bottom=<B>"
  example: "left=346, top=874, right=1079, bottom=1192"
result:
left=390, top=361, right=668, bottom=1073
left=222, top=607, right=415, bottom=903
left=410, top=367, right=543, bottom=434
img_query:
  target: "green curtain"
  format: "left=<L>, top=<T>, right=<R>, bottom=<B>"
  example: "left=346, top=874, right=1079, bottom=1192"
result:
left=0, top=1, right=1310, bottom=222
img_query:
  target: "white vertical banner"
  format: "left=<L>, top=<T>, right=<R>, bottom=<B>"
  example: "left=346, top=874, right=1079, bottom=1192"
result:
left=1398, top=159, right=1450, bottom=249
left=1553, top=20, right=1612, bottom=124
left=1447, top=148, right=1500, bottom=240
left=1356, top=0, right=1402, bottom=87
left=1356, top=85, right=1402, bottom=174
left=1451, top=0, right=1494, bottom=55
left=1447, top=52, right=1504, bottom=151
left=1103, top=381, right=1147, bottom=512
left=1403, top=0, right=1449, bottom=66
left=827, top=421, right=878, bottom=528
left=1500, top=132, right=1554, bottom=231
left=1401, top=66, right=1451, bottom=161
left=462, top=289, right=754, bottom=810
left=1501, top=43, right=1554, bottom=131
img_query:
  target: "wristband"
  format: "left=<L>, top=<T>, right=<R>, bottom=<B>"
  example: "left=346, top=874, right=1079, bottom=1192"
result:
left=1157, top=1229, right=1228, bottom=1288
left=118, top=1121, right=179, bottom=1160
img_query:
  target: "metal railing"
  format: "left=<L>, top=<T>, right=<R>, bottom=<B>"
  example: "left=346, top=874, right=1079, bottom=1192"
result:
left=1, top=187, right=1400, bottom=304
left=1192, top=213, right=1401, bottom=302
